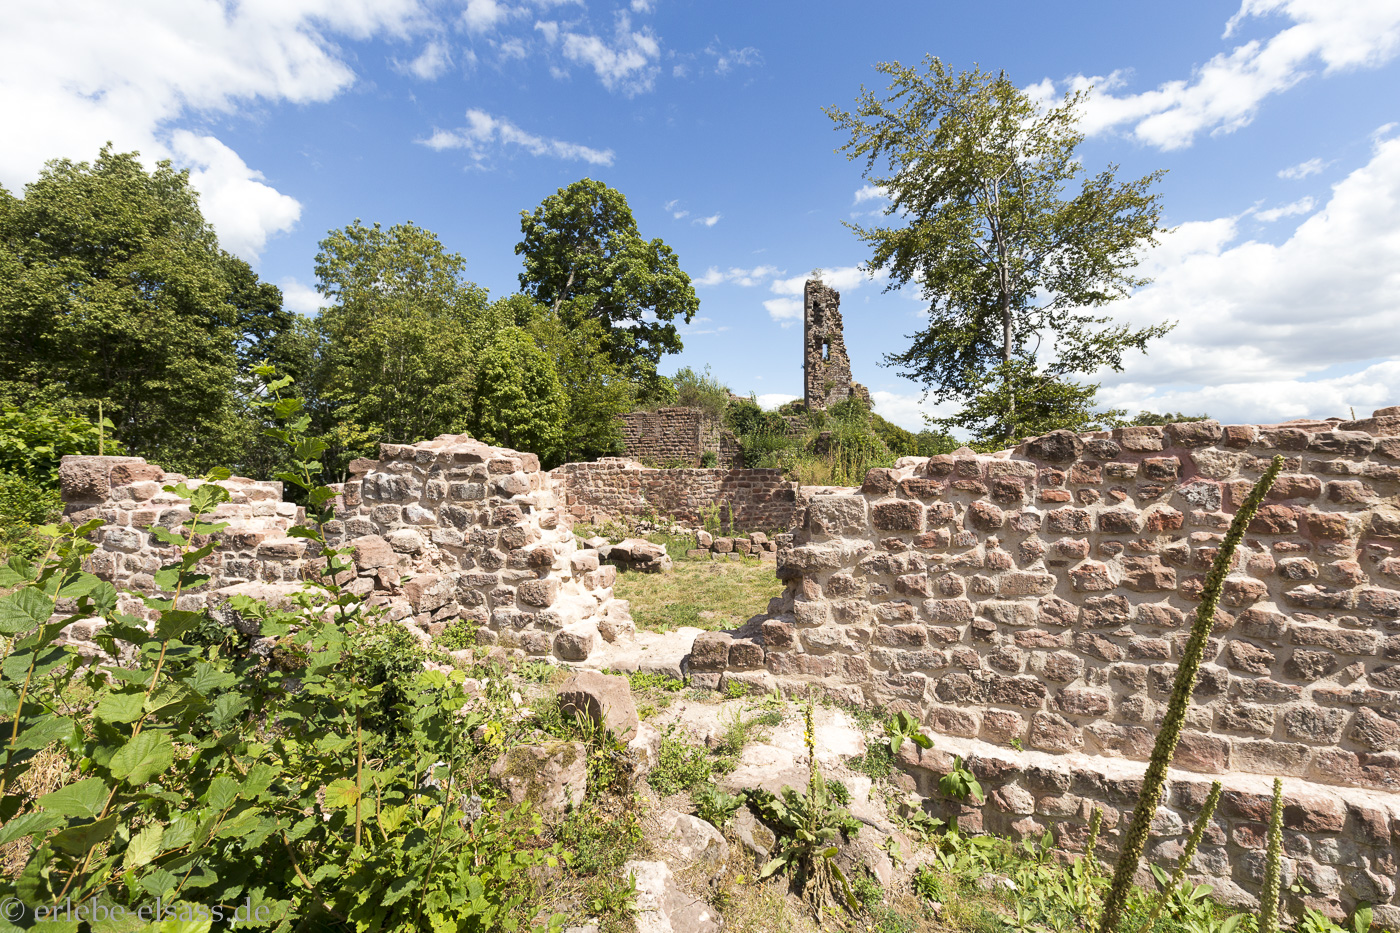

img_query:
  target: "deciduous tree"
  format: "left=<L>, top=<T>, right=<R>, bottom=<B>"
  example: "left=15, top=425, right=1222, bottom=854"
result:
left=468, top=328, right=566, bottom=461
left=516, top=179, right=698, bottom=390
left=827, top=58, right=1172, bottom=439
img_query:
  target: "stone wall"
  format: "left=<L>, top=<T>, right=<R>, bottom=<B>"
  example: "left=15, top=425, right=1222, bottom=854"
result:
left=688, top=414, right=1400, bottom=919
left=59, top=435, right=636, bottom=663
left=551, top=458, right=808, bottom=532
left=619, top=407, right=742, bottom=468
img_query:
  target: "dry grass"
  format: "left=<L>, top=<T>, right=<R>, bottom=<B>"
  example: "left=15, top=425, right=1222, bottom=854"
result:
left=612, top=557, right=783, bottom=633
left=1, top=745, right=78, bottom=878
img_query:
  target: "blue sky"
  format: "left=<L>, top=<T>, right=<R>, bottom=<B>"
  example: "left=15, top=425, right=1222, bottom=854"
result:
left=4, top=0, right=1400, bottom=431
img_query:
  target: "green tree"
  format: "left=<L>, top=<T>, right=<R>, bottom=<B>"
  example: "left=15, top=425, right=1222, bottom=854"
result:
left=0, top=146, right=276, bottom=472
left=826, top=58, right=1172, bottom=439
left=526, top=312, right=636, bottom=464
left=670, top=365, right=731, bottom=421
left=515, top=179, right=698, bottom=387
left=469, top=328, right=566, bottom=460
left=313, top=220, right=494, bottom=470
left=937, top=361, right=1126, bottom=450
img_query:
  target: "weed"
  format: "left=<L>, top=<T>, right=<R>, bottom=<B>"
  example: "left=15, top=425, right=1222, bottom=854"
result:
left=884, top=710, right=932, bottom=757
left=849, top=743, right=894, bottom=782
left=712, top=706, right=784, bottom=759
left=649, top=726, right=714, bottom=796
left=435, top=618, right=477, bottom=651
left=692, top=785, right=745, bottom=827
left=938, top=756, right=985, bottom=804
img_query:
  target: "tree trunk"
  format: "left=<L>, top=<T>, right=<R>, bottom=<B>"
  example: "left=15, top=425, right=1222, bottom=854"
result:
left=1001, top=290, right=1015, bottom=438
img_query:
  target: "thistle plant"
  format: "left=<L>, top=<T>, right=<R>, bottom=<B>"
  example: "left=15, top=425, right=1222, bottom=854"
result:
left=1097, top=454, right=1284, bottom=933
left=1259, top=778, right=1285, bottom=933
left=1137, top=781, right=1223, bottom=933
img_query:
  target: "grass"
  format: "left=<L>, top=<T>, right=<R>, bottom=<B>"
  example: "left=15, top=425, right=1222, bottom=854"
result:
left=612, top=556, right=783, bottom=632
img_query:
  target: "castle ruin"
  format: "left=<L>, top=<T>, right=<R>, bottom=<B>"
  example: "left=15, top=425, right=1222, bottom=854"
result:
left=803, top=277, right=870, bottom=411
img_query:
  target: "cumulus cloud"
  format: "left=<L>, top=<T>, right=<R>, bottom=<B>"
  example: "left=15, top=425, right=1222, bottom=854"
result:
left=420, top=109, right=614, bottom=165
left=1279, top=157, right=1329, bottom=179
left=853, top=184, right=887, bottom=204
left=278, top=277, right=324, bottom=315
left=692, top=265, right=781, bottom=287
left=558, top=13, right=660, bottom=95
left=1097, top=129, right=1400, bottom=421
left=693, top=213, right=721, bottom=227
left=1038, top=2, right=1400, bottom=149
left=392, top=38, right=454, bottom=79
left=756, top=393, right=799, bottom=410
left=0, top=0, right=436, bottom=261
left=1254, top=196, right=1316, bottom=221
left=769, top=265, right=886, bottom=298
left=170, top=132, right=301, bottom=261
left=762, top=298, right=804, bottom=325
left=461, top=0, right=511, bottom=33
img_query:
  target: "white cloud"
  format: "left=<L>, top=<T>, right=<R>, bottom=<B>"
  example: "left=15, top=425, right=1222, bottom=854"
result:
left=535, top=20, right=560, bottom=44
left=420, top=109, right=615, bottom=165
left=1254, top=196, right=1316, bottom=221
left=693, top=265, right=781, bottom=287
left=769, top=265, right=885, bottom=297
left=462, top=0, right=511, bottom=33
left=672, top=63, right=688, bottom=78
left=1097, top=130, right=1400, bottom=422
left=560, top=13, right=660, bottom=95
left=763, top=298, right=803, bottom=326
left=1045, top=2, right=1400, bottom=149
left=170, top=132, right=301, bottom=261
left=1279, top=157, right=1328, bottom=179
left=631, top=0, right=655, bottom=11
left=279, top=277, right=323, bottom=315
left=707, top=44, right=762, bottom=75
left=756, top=393, right=798, bottom=410
left=393, top=38, right=453, bottom=79
left=663, top=198, right=689, bottom=219
left=497, top=37, right=528, bottom=60
left=853, top=184, right=887, bottom=204
left=0, top=0, right=431, bottom=261
left=693, top=213, right=721, bottom=227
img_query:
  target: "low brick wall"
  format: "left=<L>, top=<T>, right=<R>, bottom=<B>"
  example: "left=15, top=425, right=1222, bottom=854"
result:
left=687, top=414, right=1400, bottom=920
left=551, top=458, right=808, bottom=532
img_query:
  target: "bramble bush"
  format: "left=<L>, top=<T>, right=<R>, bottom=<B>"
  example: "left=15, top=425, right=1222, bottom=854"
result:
left=0, top=369, right=564, bottom=932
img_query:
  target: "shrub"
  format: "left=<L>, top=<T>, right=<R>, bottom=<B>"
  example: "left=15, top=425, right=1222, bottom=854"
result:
left=649, top=726, right=714, bottom=795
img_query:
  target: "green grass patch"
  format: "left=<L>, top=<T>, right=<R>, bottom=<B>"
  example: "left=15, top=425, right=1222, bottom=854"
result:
left=612, top=557, right=783, bottom=632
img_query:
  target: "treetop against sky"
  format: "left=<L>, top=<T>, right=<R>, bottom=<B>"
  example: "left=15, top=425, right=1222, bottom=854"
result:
left=2, top=0, right=1399, bottom=430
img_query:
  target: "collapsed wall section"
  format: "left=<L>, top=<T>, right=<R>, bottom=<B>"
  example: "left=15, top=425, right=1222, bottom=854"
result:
left=691, top=415, right=1400, bottom=917
left=551, top=458, right=806, bottom=532
left=59, top=435, right=636, bottom=664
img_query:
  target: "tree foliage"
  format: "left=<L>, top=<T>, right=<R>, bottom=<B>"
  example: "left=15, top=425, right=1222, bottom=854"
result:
left=936, top=361, right=1125, bottom=451
left=516, top=179, right=698, bottom=386
left=670, top=365, right=731, bottom=422
left=827, top=57, right=1172, bottom=434
left=526, top=313, right=635, bottom=465
left=0, top=146, right=283, bottom=472
left=312, top=221, right=494, bottom=469
left=469, top=328, right=567, bottom=461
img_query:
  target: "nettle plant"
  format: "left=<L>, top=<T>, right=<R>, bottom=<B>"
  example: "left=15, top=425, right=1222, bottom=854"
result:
left=0, top=369, right=562, bottom=932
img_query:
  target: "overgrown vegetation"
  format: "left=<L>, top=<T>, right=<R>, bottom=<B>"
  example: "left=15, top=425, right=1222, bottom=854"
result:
left=0, top=376, right=648, bottom=932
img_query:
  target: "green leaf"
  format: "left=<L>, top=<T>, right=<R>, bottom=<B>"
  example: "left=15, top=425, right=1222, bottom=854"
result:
left=759, top=856, right=786, bottom=879
left=124, top=823, right=165, bottom=870
left=0, top=809, right=64, bottom=846
left=37, top=777, right=109, bottom=818
left=7, top=714, right=74, bottom=753
left=50, top=813, right=119, bottom=854
left=150, top=526, right=186, bottom=546
left=323, top=779, right=360, bottom=809
left=154, top=610, right=203, bottom=641
left=205, top=775, right=239, bottom=810
left=109, top=732, right=175, bottom=785
left=0, top=588, right=55, bottom=635
left=94, top=689, right=146, bottom=724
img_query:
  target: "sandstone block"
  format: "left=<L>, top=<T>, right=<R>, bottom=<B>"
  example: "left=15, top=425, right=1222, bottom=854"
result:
left=558, top=670, right=639, bottom=741
left=872, top=500, right=924, bottom=532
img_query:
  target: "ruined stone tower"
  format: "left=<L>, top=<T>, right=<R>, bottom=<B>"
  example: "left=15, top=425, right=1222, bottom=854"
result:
left=802, top=278, right=870, bottom=411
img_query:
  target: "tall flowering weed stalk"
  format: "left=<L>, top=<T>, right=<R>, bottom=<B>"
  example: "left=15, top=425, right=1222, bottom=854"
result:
left=746, top=700, right=862, bottom=924
left=1259, top=778, right=1285, bottom=933
left=1137, top=781, right=1223, bottom=933
left=1097, top=454, right=1284, bottom=933
left=0, top=368, right=563, bottom=932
